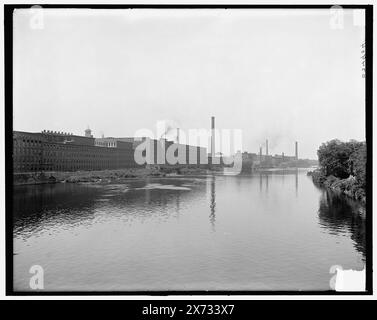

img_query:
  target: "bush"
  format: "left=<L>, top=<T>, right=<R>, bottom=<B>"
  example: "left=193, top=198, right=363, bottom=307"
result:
left=317, top=139, right=366, bottom=195
left=317, top=139, right=365, bottom=179
left=311, top=169, right=327, bottom=185
left=349, top=143, right=366, bottom=189
left=354, top=188, right=366, bottom=201
left=323, top=175, right=339, bottom=188
left=311, top=139, right=366, bottom=202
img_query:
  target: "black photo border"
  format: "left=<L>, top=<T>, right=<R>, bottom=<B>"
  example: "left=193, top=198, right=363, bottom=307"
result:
left=4, top=3, right=373, bottom=296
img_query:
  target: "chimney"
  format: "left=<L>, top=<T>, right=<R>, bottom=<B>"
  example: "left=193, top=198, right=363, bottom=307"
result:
left=295, top=141, right=298, bottom=159
left=259, top=146, right=262, bottom=162
left=177, top=128, right=180, bottom=144
left=266, top=139, right=269, bottom=156
left=211, top=116, right=215, bottom=158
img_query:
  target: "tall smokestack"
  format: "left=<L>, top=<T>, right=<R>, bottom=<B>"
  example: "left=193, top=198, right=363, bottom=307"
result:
left=295, top=141, right=298, bottom=160
left=266, top=139, right=269, bottom=156
left=259, top=146, right=262, bottom=162
left=211, top=116, right=215, bottom=158
left=177, top=128, right=180, bottom=144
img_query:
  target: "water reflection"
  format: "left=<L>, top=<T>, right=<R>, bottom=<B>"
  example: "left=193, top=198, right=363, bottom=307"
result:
left=266, top=174, right=269, bottom=192
left=13, top=178, right=208, bottom=239
left=13, top=171, right=366, bottom=291
left=257, top=169, right=298, bottom=195
left=259, top=173, right=262, bottom=191
left=317, top=190, right=366, bottom=259
left=176, top=191, right=181, bottom=217
left=13, top=183, right=102, bottom=238
left=144, top=176, right=151, bottom=204
left=209, top=175, right=216, bottom=232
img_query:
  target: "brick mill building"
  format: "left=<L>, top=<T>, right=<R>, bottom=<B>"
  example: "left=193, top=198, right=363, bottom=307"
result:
left=13, top=128, right=137, bottom=172
left=13, top=128, right=208, bottom=173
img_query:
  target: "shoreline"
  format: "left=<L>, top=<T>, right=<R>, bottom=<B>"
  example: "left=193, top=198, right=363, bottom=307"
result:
left=13, top=166, right=223, bottom=186
left=308, top=169, right=366, bottom=205
left=13, top=166, right=312, bottom=186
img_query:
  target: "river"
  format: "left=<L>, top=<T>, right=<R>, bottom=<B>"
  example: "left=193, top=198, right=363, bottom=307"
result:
left=13, top=168, right=365, bottom=291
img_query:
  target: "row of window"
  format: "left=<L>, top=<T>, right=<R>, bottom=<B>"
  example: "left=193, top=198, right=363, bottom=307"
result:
left=14, top=148, right=188, bottom=158
left=14, top=163, right=137, bottom=172
left=13, top=145, right=135, bottom=155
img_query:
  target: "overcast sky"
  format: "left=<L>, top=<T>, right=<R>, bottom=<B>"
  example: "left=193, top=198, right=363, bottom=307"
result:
left=13, top=8, right=365, bottom=159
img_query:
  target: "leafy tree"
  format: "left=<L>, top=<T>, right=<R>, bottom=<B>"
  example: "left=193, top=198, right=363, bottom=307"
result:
left=317, top=140, right=352, bottom=179
left=317, top=139, right=366, bottom=189
left=349, top=143, right=366, bottom=188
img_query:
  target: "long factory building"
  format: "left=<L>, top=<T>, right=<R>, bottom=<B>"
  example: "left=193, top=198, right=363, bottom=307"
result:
left=13, top=128, right=207, bottom=173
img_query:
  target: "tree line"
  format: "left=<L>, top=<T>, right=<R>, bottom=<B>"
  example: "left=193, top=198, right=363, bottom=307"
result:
left=311, top=139, right=366, bottom=202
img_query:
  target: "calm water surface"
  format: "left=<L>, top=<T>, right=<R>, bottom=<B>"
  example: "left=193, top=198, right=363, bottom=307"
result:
left=13, top=169, right=365, bottom=291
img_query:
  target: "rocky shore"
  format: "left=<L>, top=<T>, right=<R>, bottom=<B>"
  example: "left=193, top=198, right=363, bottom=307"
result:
left=13, top=166, right=222, bottom=186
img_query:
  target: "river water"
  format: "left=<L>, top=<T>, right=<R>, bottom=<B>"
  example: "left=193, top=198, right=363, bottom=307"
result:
left=13, top=168, right=365, bottom=291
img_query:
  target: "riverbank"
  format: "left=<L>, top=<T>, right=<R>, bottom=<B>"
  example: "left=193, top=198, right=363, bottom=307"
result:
left=308, top=169, right=366, bottom=204
left=13, top=166, right=223, bottom=186
left=307, top=139, right=366, bottom=205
